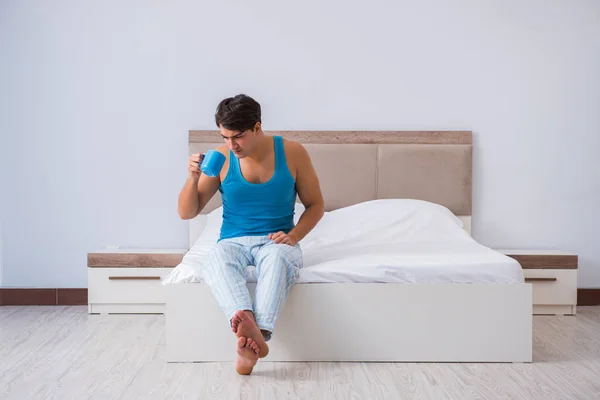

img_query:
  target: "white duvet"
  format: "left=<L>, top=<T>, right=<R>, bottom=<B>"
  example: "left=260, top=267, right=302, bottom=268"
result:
left=162, top=199, right=524, bottom=285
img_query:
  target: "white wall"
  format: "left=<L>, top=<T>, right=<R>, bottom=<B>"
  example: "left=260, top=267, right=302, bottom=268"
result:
left=1, top=0, right=599, bottom=288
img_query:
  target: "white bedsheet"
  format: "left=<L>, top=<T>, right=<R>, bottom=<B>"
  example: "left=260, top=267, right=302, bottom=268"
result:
left=162, top=199, right=524, bottom=285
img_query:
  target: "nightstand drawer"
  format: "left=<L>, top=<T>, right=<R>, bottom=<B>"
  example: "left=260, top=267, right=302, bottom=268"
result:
left=523, top=269, right=577, bottom=305
left=88, top=268, right=173, bottom=304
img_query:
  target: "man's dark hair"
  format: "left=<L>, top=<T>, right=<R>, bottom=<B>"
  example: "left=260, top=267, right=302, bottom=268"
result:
left=215, top=94, right=261, bottom=132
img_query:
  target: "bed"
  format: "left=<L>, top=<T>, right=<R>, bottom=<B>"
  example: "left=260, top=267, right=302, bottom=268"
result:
left=163, top=130, right=532, bottom=363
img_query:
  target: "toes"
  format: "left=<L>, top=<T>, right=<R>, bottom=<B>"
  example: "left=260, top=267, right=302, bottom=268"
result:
left=235, top=310, right=246, bottom=321
left=231, top=312, right=245, bottom=333
left=237, top=336, right=247, bottom=349
left=247, top=338, right=259, bottom=354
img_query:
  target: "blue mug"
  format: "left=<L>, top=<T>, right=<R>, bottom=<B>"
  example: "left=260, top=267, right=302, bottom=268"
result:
left=200, top=150, right=226, bottom=177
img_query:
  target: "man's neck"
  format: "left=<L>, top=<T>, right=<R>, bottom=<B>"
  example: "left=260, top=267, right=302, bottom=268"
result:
left=245, top=135, right=272, bottom=163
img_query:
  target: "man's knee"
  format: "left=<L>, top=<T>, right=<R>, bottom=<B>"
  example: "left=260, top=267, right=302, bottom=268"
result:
left=256, top=244, right=302, bottom=277
left=202, top=242, right=250, bottom=288
left=263, top=243, right=301, bottom=260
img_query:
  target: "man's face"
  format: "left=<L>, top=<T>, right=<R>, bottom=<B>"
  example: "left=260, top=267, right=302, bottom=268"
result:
left=219, top=123, right=259, bottom=158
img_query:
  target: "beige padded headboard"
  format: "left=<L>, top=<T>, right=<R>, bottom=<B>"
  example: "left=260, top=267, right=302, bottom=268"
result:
left=187, top=131, right=472, bottom=246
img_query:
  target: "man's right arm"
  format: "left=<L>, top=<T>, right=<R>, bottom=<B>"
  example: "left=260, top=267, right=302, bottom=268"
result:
left=177, top=153, right=220, bottom=220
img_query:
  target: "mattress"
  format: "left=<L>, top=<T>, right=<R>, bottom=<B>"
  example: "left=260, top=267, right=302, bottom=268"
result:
left=296, top=242, right=523, bottom=284
left=163, top=200, right=525, bottom=285
left=163, top=241, right=523, bottom=285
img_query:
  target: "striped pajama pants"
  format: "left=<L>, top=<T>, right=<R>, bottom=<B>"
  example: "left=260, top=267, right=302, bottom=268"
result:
left=202, top=235, right=303, bottom=339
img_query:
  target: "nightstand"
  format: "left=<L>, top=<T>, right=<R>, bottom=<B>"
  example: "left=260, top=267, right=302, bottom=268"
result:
left=87, top=248, right=187, bottom=314
left=497, top=249, right=578, bottom=315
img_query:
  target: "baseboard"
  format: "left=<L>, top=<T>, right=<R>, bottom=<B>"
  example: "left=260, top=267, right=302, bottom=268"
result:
left=1, top=288, right=599, bottom=307
left=0, top=288, right=87, bottom=306
left=577, top=289, right=600, bottom=306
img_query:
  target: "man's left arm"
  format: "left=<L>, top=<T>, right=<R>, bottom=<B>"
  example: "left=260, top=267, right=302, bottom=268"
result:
left=269, top=142, right=324, bottom=245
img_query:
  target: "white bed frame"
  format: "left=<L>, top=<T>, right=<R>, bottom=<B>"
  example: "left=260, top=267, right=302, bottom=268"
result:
left=165, top=131, right=533, bottom=363
left=166, top=282, right=531, bottom=362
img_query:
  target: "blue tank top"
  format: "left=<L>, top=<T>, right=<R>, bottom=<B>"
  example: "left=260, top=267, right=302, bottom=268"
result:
left=218, top=136, right=297, bottom=241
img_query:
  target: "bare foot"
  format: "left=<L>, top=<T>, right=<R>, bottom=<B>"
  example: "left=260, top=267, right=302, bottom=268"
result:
left=234, top=310, right=269, bottom=358
left=235, top=336, right=259, bottom=375
left=231, top=310, right=245, bottom=334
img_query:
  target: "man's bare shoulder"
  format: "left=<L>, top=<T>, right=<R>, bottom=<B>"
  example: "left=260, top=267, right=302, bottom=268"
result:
left=282, top=138, right=309, bottom=159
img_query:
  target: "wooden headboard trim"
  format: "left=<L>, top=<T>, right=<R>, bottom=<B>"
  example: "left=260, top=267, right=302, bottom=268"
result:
left=189, top=130, right=472, bottom=145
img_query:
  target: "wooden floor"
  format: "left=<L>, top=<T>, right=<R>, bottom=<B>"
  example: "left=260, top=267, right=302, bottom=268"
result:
left=1, top=307, right=599, bottom=400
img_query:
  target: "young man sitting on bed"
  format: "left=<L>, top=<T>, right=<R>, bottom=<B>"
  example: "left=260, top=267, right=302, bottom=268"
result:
left=177, top=94, right=325, bottom=375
